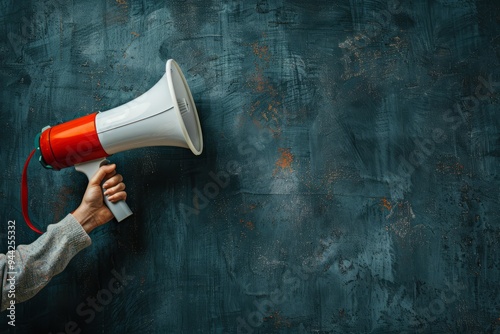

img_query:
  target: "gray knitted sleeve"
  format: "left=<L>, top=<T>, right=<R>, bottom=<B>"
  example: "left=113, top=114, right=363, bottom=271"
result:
left=1, top=214, right=91, bottom=311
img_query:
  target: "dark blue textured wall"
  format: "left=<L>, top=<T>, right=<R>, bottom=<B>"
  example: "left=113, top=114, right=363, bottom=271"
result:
left=1, top=0, right=500, bottom=333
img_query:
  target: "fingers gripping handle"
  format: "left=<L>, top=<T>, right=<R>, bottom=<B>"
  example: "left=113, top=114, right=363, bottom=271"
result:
left=74, top=158, right=133, bottom=222
left=102, top=187, right=133, bottom=222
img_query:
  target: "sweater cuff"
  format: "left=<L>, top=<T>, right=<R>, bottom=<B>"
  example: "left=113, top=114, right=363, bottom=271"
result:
left=50, top=214, right=92, bottom=252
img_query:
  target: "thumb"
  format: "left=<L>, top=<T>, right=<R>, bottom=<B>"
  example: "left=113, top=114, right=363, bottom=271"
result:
left=89, top=164, right=116, bottom=186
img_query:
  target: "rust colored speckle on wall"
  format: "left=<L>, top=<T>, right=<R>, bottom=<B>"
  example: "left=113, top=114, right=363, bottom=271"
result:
left=274, top=148, right=294, bottom=174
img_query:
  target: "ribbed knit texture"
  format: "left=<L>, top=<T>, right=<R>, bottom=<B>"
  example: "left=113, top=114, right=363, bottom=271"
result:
left=1, top=214, right=91, bottom=311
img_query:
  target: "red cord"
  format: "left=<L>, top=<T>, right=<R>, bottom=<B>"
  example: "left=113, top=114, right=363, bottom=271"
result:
left=21, top=149, right=43, bottom=234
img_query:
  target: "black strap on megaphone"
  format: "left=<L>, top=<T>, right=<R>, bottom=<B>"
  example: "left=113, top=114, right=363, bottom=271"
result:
left=21, top=149, right=43, bottom=234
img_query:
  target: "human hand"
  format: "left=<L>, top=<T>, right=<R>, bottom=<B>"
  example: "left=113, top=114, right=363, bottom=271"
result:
left=72, top=164, right=127, bottom=233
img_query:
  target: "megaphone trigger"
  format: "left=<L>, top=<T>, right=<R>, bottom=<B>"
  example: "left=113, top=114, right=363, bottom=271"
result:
left=75, top=157, right=133, bottom=222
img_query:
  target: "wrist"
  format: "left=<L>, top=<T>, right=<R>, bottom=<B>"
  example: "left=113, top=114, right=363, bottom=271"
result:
left=72, top=204, right=99, bottom=233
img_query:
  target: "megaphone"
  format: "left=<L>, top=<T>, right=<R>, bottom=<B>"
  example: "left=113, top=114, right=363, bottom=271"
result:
left=27, top=59, right=203, bottom=230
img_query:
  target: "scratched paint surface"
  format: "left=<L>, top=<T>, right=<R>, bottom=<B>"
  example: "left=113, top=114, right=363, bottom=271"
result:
left=1, top=0, right=500, bottom=333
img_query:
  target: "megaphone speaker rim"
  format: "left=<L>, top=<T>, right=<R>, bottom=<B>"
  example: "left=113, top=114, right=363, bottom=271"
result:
left=166, top=59, right=203, bottom=155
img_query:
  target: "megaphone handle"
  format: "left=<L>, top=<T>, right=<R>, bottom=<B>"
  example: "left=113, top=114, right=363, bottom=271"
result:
left=74, top=158, right=133, bottom=222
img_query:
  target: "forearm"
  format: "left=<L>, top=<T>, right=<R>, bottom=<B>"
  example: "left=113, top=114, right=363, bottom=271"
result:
left=0, top=214, right=91, bottom=311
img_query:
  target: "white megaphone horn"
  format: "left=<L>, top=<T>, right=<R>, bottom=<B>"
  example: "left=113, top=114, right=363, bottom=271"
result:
left=30, top=59, right=203, bottom=227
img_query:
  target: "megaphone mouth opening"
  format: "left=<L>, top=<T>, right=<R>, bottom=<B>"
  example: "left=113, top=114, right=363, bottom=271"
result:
left=166, top=59, right=203, bottom=155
